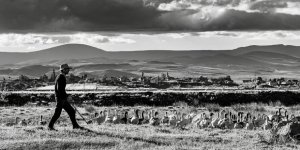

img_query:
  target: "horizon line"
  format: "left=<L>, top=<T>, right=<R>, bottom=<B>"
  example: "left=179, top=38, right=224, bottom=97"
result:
left=0, top=43, right=296, bottom=53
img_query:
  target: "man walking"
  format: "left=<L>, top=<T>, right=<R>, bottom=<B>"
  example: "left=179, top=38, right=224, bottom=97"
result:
left=48, top=64, right=83, bottom=130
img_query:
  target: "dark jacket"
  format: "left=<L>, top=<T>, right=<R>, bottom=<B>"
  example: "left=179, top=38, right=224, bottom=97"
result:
left=55, top=74, right=67, bottom=99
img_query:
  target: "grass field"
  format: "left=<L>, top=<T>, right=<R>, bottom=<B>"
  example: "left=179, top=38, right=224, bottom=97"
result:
left=1, top=105, right=300, bottom=150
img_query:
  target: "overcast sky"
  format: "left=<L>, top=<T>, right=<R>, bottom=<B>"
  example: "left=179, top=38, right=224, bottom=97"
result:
left=0, top=0, right=300, bottom=52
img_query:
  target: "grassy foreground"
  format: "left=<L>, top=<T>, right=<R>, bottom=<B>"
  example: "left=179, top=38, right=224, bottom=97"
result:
left=0, top=106, right=300, bottom=150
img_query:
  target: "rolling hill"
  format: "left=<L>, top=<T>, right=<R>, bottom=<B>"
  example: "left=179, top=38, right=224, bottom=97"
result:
left=240, top=51, right=300, bottom=60
left=77, top=70, right=140, bottom=78
left=0, top=44, right=107, bottom=66
left=230, top=45, right=300, bottom=57
left=1, top=44, right=300, bottom=66
left=1, top=44, right=300, bottom=80
left=0, top=65, right=58, bottom=77
left=74, top=63, right=134, bottom=71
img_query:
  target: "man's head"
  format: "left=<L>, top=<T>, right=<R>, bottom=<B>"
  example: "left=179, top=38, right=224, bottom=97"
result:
left=60, top=64, right=72, bottom=75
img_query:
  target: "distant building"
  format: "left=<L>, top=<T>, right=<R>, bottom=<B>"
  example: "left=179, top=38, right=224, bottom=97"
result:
left=267, top=80, right=278, bottom=87
left=119, top=76, right=129, bottom=82
left=129, top=77, right=138, bottom=82
left=292, top=80, right=299, bottom=84
left=0, top=81, right=4, bottom=91
left=150, top=76, right=159, bottom=84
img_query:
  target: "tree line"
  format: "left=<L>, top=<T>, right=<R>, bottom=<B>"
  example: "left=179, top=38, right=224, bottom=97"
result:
left=1, top=91, right=300, bottom=107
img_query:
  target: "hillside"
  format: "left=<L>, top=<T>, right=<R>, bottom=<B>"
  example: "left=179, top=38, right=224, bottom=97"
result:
left=31, top=44, right=107, bottom=60
left=240, top=51, right=300, bottom=60
left=1, top=44, right=300, bottom=66
left=74, top=63, right=134, bottom=71
left=0, top=44, right=107, bottom=66
left=0, top=65, right=57, bottom=77
left=230, top=45, right=300, bottom=57
left=195, top=53, right=265, bottom=66
left=76, top=70, right=140, bottom=78
left=1, top=44, right=300, bottom=79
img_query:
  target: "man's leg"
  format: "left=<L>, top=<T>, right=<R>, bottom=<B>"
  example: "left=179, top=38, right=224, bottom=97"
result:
left=48, top=100, right=64, bottom=129
left=63, top=101, right=80, bottom=128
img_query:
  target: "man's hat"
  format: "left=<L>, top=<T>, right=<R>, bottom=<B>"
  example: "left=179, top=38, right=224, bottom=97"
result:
left=60, top=64, right=72, bottom=70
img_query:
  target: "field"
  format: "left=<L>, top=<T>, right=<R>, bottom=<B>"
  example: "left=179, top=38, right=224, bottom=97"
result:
left=1, top=104, right=300, bottom=150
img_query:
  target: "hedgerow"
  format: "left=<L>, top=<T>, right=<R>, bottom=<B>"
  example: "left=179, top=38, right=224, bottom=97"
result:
left=0, top=91, right=300, bottom=107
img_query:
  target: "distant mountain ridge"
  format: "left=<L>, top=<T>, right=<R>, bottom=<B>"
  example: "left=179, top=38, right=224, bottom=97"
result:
left=230, top=44, right=300, bottom=57
left=0, top=44, right=299, bottom=66
left=0, top=65, right=58, bottom=77
left=240, top=51, right=299, bottom=60
left=0, top=44, right=107, bottom=65
left=0, top=44, right=300, bottom=79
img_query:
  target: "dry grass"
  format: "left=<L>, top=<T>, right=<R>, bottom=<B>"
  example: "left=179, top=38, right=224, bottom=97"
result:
left=232, top=103, right=267, bottom=112
left=203, top=103, right=221, bottom=112
left=290, top=105, right=300, bottom=111
left=0, top=105, right=300, bottom=150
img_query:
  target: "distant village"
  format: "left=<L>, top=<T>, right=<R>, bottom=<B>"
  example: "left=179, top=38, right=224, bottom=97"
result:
left=1, top=69, right=300, bottom=91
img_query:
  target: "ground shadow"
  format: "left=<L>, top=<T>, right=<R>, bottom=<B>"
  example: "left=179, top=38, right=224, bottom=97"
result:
left=80, top=127, right=171, bottom=146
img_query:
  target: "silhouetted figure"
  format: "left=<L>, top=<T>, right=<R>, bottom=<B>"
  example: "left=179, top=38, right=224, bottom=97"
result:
left=48, top=64, right=83, bottom=130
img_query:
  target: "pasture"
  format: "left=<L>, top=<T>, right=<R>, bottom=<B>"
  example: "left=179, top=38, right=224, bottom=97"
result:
left=1, top=104, right=300, bottom=150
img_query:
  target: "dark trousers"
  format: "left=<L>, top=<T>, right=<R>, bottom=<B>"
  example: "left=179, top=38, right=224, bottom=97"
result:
left=48, top=98, right=79, bottom=128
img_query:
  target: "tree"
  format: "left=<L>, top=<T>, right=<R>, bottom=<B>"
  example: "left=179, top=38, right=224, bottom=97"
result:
left=0, top=81, right=3, bottom=91
left=199, top=76, right=208, bottom=82
left=49, top=69, right=56, bottom=82
left=1, top=78, right=5, bottom=91
left=19, top=75, right=30, bottom=82
left=256, top=77, right=263, bottom=85
left=82, top=74, right=88, bottom=80
left=102, top=75, right=107, bottom=82
left=257, top=77, right=263, bottom=82
left=161, top=73, right=167, bottom=81
left=225, top=75, right=233, bottom=81
left=39, top=74, right=48, bottom=82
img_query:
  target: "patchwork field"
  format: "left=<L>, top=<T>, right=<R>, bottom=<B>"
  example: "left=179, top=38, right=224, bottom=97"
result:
left=1, top=104, right=300, bottom=150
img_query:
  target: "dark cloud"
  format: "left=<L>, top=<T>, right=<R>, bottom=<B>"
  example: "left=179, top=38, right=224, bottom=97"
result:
left=0, top=0, right=300, bottom=32
left=0, top=0, right=66, bottom=30
left=249, top=0, right=288, bottom=12
left=158, top=9, right=300, bottom=31
left=207, top=9, right=300, bottom=30
left=65, top=0, right=160, bottom=27
left=0, top=0, right=161, bottom=32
